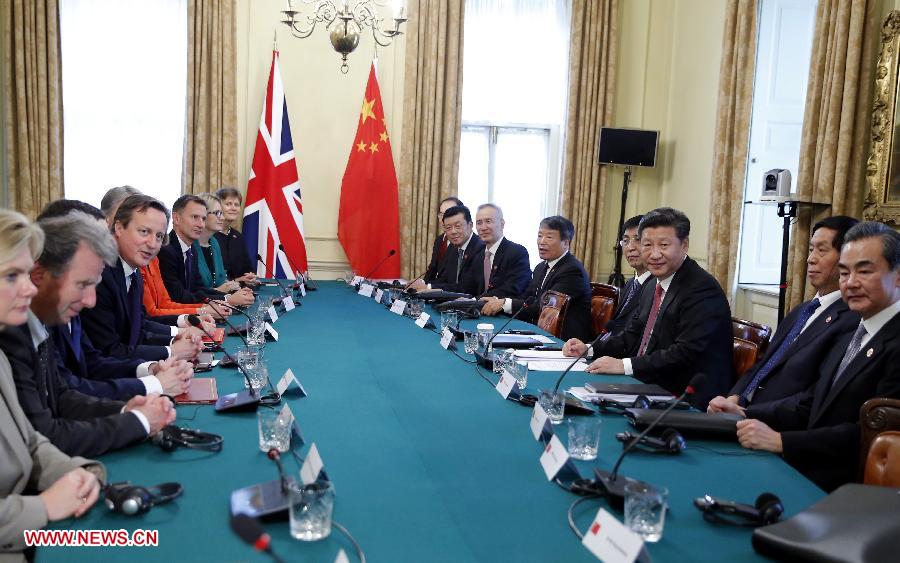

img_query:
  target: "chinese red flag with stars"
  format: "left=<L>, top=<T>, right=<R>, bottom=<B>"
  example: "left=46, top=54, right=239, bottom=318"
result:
left=337, top=62, right=402, bottom=279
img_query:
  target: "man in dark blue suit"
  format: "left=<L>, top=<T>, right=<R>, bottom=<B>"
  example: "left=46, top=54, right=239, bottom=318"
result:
left=736, top=222, right=900, bottom=491
left=708, top=216, right=860, bottom=414
left=80, top=195, right=203, bottom=362
left=408, top=205, right=486, bottom=295
left=422, top=197, right=463, bottom=284
left=603, top=214, right=650, bottom=337
left=0, top=211, right=177, bottom=457
left=464, top=204, right=531, bottom=303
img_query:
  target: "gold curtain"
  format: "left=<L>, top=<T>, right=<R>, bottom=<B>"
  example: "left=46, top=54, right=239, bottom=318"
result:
left=184, top=0, right=238, bottom=195
left=398, top=0, right=465, bottom=279
left=785, top=0, right=878, bottom=308
left=560, top=0, right=618, bottom=279
left=706, top=0, right=758, bottom=298
left=2, top=0, right=63, bottom=217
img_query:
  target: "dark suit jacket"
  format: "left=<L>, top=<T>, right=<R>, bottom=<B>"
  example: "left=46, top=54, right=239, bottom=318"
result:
left=50, top=319, right=146, bottom=400
left=0, top=323, right=148, bottom=457
left=592, top=257, right=733, bottom=409
left=158, top=231, right=224, bottom=304
left=604, top=276, right=649, bottom=336
left=80, top=259, right=172, bottom=361
left=747, top=312, right=900, bottom=492
left=511, top=252, right=593, bottom=342
left=429, top=234, right=486, bottom=294
left=469, top=237, right=531, bottom=298
left=731, top=297, right=858, bottom=404
left=216, top=228, right=254, bottom=279
left=423, top=234, right=449, bottom=284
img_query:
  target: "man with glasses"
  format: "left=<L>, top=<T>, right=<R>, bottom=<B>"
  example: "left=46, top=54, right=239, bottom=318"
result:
left=603, top=215, right=649, bottom=338
left=423, top=197, right=464, bottom=284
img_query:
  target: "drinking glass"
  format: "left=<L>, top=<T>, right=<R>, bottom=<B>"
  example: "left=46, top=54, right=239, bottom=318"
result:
left=463, top=330, right=479, bottom=354
left=289, top=481, right=335, bottom=541
left=440, top=311, right=459, bottom=332
left=510, top=360, right=528, bottom=390
left=476, top=323, right=494, bottom=353
left=539, top=390, right=566, bottom=425
left=406, top=298, right=423, bottom=318
left=257, top=408, right=290, bottom=453
left=566, top=417, right=602, bottom=461
left=624, top=482, right=668, bottom=543
left=493, top=348, right=515, bottom=375
left=244, top=361, right=269, bottom=391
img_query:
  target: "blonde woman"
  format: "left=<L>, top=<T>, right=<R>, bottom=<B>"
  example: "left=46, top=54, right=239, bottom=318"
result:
left=0, top=209, right=105, bottom=561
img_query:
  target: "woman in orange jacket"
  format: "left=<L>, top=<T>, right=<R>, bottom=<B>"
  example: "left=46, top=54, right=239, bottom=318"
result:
left=142, top=256, right=226, bottom=319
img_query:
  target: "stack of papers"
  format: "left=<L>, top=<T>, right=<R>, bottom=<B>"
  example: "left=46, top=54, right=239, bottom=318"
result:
left=514, top=349, right=588, bottom=371
left=568, top=386, right=672, bottom=403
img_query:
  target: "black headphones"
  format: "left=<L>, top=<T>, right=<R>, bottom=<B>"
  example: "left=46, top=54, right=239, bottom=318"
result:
left=595, top=395, right=691, bottom=413
left=694, top=493, right=784, bottom=527
left=152, top=425, right=223, bottom=453
left=104, top=482, right=184, bottom=516
left=616, top=428, right=686, bottom=454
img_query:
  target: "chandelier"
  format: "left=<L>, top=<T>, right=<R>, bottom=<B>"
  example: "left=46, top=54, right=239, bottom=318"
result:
left=281, top=0, right=408, bottom=74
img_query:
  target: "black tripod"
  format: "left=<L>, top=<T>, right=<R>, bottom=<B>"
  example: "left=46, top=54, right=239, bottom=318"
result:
left=776, top=200, right=797, bottom=323
left=607, top=166, right=632, bottom=288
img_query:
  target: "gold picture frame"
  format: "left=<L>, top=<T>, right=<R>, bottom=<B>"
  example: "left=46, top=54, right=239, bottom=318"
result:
left=865, top=11, right=900, bottom=224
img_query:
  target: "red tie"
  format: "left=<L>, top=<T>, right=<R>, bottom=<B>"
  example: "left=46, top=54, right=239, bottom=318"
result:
left=638, top=283, right=665, bottom=356
left=437, top=237, right=449, bottom=262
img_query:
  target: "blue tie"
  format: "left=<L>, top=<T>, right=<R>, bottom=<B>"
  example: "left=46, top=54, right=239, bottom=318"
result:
left=738, top=297, right=821, bottom=406
left=618, top=278, right=640, bottom=314
left=69, top=316, right=82, bottom=361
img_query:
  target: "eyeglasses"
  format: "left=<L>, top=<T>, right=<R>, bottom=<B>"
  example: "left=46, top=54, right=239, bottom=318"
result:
left=207, top=210, right=224, bottom=218
left=619, top=236, right=640, bottom=247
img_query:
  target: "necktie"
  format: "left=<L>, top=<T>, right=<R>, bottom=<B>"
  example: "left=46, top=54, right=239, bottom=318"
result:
left=483, top=250, right=492, bottom=290
left=127, top=271, right=143, bottom=346
left=832, top=322, right=868, bottom=388
left=618, top=278, right=640, bottom=314
left=637, top=283, right=665, bottom=356
left=36, top=339, right=52, bottom=404
left=184, top=246, right=194, bottom=288
left=539, top=262, right=552, bottom=290
left=437, top=237, right=449, bottom=262
left=69, top=316, right=82, bottom=361
left=738, top=297, right=820, bottom=405
left=456, top=248, right=464, bottom=283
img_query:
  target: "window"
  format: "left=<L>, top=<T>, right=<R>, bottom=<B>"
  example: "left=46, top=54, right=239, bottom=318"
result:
left=737, top=0, right=817, bottom=285
left=458, top=0, right=571, bottom=266
left=60, top=0, right=187, bottom=210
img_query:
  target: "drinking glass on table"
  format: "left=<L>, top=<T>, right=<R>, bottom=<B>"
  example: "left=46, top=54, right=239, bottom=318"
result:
left=539, top=390, right=566, bottom=424
left=493, top=348, right=515, bottom=375
left=463, top=330, right=479, bottom=354
left=244, top=360, right=269, bottom=391
left=440, top=311, right=459, bottom=333
left=257, top=408, right=291, bottom=453
left=509, top=360, right=528, bottom=390
left=406, top=298, right=423, bottom=318
left=625, top=482, right=668, bottom=543
left=566, top=417, right=602, bottom=461
left=289, top=481, right=335, bottom=541
left=476, top=323, right=494, bottom=353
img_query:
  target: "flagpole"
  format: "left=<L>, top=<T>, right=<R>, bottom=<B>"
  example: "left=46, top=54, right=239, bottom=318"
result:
left=273, top=29, right=278, bottom=51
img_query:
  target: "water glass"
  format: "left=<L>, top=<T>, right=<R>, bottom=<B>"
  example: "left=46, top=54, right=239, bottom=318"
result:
left=463, top=330, right=479, bottom=354
left=539, top=390, right=566, bottom=425
left=624, top=482, right=668, bottom=543
left=476, top=323, right=494, bottom=353
left=509, top=360, right=528, bottom=390
left=440, top=311, right=459, bottom=333
left=406, top=298, right=423, bottom=318
left=244, top=361, right=269, bottom=391
left=237, top=345, right=263, bottom=373
left=289, top=481, right=335, bottom=541
left=493, top=348, right=515, bottom=375
left=257, top=408, right=290, bottom=453
left=566, top=417, right=602, bottom=461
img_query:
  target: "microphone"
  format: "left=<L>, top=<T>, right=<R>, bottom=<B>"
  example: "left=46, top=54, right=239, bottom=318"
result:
left=267, top=448, right=290, bottom=495
left=593, top=373, right=706, bottom=509
left=204, top=299, right=249, bottom=346
left=230, top=514, right=285, bottom=563
left=187, top=315, right=260, bottom=413
left=552, top=333, right=605, bottom=392
left=276, top=243, right=304, bottom=291
left=362, top=249, right=397, bottom=280
left=256, top=253, right=290, bottom=297
left=403, top=266, right=430, bottom=292
left=474, top=294, right=533, bottom=369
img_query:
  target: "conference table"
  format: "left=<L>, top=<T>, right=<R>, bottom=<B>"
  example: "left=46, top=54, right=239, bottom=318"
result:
left=41, top=281, right=825, bottom=562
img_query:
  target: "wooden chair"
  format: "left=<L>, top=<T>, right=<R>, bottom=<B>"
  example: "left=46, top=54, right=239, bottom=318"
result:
left=732, top=317, right=773, bottom=358
left=590, top=283, right=619, bottom=338
left=864, top=431, right=900, bottom=487
left=537, top=290, right=570, bottom=339
left=732, top=337, right=759, bottom=382
left=859, top=398, right=900, bottom=479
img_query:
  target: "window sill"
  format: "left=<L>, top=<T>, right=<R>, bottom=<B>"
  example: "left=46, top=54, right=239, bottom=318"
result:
left=738, top=283, right=779, bottom=297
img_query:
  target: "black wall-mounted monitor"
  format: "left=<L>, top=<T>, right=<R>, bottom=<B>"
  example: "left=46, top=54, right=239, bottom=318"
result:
left=597, top=127, right=659, bottom=168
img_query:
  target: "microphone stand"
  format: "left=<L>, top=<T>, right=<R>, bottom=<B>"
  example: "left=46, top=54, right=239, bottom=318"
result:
left=474, top=296, right=534, bottom=369
left=256, top=254, right=291, bottom=298
left=593, top=375, right=703, bottom=509
left=278, top=243, right=314, bottom=292
left=188, top=315, right=260, bottom=413
left=362, top=249, right=397, bottom=281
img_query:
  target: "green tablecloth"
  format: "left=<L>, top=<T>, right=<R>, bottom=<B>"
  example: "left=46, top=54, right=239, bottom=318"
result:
left=39, top=281, right=824, bottom=562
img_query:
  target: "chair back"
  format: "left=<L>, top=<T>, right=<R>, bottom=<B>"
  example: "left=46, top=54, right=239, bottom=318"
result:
left=731, top=317, right=772, bottom=357
left=537, top=290, right=570, bottom=338
left=732, top=337, right=759, bottom=382
left=864, top=431, right=900, bottom=487
left=859, top=398, right=900, bottom=479
left=590, top=283, right=619, bottom=338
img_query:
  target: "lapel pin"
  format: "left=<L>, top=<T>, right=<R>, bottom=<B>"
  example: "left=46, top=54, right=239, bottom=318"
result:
left=867, top=348, right=874, bottom=358
left=825, top=316, right=832, bottom=323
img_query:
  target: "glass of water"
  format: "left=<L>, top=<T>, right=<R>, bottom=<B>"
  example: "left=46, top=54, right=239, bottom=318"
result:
left=257, top=408, right=290, bottom=453
left=476, top=323, right=494, bottom=353
left=510, top=360, right=528, bottom=390
left=566, top=417, right=602, bottom=461
left=440, top=311, right=459, bottom=332
left=244, top=361, right=269, bottom=391
left=539, top=390, right=566, bottom=424
left=625, top=482, right=668, bottom=543
left=463, top=330, right=479, bottom=354
left=237, top=345, right=263, bottom=373
left=289, top=481, right=335, bottom=541
left=493, top=348, right=515, bottom=375
left=406, top=298, right=423, bottom=318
